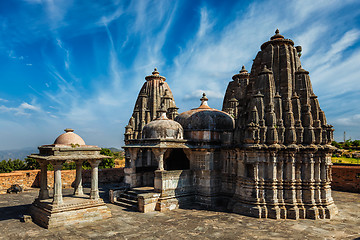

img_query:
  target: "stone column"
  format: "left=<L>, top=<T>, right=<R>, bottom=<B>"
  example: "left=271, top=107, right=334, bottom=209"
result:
left=124, top=148, right=139, bottom=187
left=303, top=153, right=319, bottom=219
left=295, top=160, right=306, bottom=218
left=73, top=160, right=84, bottom=196
left=267, top=151, right=280, bottom=219
left=89, top=159, right=101, bottom=200
left=284, top=152, right=299, bottom=219
left=51, top=160, right=64, bottom=205
left=321, top=153, right=338, bottom=218
left=153, top=149, right=166, bottom=171
left=147, top=150, right=152, bottom=166
left=153, top=148, right=167, bottom=194
left=38, top=159, right=49, bottom=200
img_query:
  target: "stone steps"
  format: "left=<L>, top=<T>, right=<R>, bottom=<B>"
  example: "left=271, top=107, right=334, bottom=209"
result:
left=113, top=191, right=139, bottom=211
left=113, top=199, right=138, bottom=210
left=117, top=196, right=137, bottom=205
left=111, top=187, right=156, bottom=211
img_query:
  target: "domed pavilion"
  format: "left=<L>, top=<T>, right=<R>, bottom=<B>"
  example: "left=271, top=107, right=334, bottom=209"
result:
left=28, top=129, right=111, bottom=228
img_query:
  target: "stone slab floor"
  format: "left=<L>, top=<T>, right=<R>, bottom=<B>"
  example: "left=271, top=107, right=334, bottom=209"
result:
left=0, top=186, right=359, bottom=240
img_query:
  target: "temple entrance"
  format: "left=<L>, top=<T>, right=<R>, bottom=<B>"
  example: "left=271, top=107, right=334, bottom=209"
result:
left=164, top=149, right=190, bottom=171
left=135, top=149, right=157, bottom=187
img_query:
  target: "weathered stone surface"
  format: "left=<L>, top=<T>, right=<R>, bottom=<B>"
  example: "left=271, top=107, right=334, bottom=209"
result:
left=0, top=188, right=358, bottom=239
left=30, top=197, right=111, bottom=228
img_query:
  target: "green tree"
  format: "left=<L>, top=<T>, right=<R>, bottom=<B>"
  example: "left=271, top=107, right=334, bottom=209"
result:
left=0, top=159, right=27, bottom=173
left=99, top=148, right=115, bottom=168
left=352, top=140, right=360, bottom=147
left=81, top=148, right=115, bottom=169
left=25, top=157, right=40, bottom=170
left=0, top=160, right=11, bottom=173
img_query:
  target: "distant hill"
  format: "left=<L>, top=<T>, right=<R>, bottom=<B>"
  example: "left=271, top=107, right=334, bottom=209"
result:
left=107, top=147, right=123, bottom=153
left=0, top=147, right=37, bottom=161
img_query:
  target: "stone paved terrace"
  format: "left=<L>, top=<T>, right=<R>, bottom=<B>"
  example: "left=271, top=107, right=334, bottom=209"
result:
left=0, top=186, right=359, bottom=240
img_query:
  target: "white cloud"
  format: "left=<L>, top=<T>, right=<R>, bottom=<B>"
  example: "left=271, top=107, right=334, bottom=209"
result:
left=1, top=0, right=360, bottom=149
left=0, top=102, right=41, bottom=116
left=20, top=102, right=40, bottom=111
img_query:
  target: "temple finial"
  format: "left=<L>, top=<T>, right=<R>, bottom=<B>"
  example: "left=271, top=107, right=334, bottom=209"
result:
left=199, top=93, right=209, bottom=107
left=200, top=93, right=208, bottom=102
left=240, top=65, right=248, bottom=73
left=271, top=29, right=284, bottom=40
left=152, top=68, right=159, bottom=75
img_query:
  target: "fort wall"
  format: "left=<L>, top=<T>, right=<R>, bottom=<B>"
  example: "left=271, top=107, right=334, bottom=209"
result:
left=1, top=165, right=358, bottom=194
left=331, top=164, right=360, bottom=193
left=0, top=168, right=124, bottom=194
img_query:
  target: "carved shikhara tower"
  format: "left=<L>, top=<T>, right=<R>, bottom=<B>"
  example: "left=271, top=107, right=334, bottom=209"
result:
left=125, top=68, right=179, bottom=140
left=123, top=30, right=338, bottom=220
left=222, top=30, right=337, bottom=219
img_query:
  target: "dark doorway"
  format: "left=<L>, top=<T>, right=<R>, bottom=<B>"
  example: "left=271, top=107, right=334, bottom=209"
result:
left=164, top=149, right=190, bottom=171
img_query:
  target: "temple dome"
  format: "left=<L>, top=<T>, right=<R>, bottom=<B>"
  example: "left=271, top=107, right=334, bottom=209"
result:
left=53, top=128, right=86, bottom=145
left=142, top=112, right=183, bottom=139
left=175, top=93, right=235, bottom=131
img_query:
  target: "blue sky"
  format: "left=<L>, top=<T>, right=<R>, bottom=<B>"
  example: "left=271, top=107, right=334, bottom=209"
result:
left=0, top=0, right=360, bottom=150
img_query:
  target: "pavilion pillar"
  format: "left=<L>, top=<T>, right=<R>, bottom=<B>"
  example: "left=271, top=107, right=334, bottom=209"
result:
left=74, top=160, right=84, bottom=196
left=153, top=149, right=166, bottom=171
left=51, top=160, right=64, bottom=205
left=89, top=159, right=101, bottom=200
left=38, top=160, right=49, bottom=200
left=153, top=148, right=167, bottom=193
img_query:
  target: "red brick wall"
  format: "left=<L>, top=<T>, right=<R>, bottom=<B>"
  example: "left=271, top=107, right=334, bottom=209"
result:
left=332, top=165, right=360, bottom=193
left=2, top=165, right=359, bottom=193
left=0, top=168, right=124, bottom=193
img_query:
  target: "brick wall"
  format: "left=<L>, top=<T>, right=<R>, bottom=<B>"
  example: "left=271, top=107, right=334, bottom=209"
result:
left=332, top=164, right=360, bottom=193
left=1, top=165, right=359, bottom=194
left=0, top=168, right=124, bottom=193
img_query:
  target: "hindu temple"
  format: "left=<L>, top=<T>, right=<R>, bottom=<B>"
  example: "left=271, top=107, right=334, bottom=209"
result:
left=119, top=30, right=338, bottom=219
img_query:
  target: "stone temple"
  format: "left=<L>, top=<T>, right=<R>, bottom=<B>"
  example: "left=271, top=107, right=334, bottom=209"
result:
left=120, top=30, right=338, bottom=219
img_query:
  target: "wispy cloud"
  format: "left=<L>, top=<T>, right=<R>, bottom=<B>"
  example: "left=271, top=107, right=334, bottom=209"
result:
left=0, top=0, right=359, bottom=149
left=0, top=102, right=41, bottom=116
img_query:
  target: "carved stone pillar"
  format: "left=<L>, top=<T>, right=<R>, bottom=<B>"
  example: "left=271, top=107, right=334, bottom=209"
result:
left=51, top=160, right=64, bottom=205
left=313, top=155, right=324, bottom=218
left=89, top=159, right=101, bottom=200
left=74, top=160, right=84, bottom=196
left=38, top=160, right=49, bottom=200
left=284, top=152, right=299, bottom=219
left=303, top=153, right=319, bottom=219
left=295, top=160, right=306, bottom=218
left=152, top=148, right=167, bottom=170
left=267, top=152, right=280, bottom=219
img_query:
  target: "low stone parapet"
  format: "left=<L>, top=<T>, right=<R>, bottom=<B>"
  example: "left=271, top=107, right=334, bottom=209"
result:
left=332, top=164, right=360, bottom=193
left=0, top=168, right=124, bottom=194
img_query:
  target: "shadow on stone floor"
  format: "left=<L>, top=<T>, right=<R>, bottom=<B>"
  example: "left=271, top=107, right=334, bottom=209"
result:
left=0, top=204, right=31, bottom=221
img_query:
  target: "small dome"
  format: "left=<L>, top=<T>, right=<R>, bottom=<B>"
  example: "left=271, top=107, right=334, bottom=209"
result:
left=54, top=128, right=86, bottom=145
left=175, top=93, right=235, bottom=131
left=142, top=113, right=183, bottom=139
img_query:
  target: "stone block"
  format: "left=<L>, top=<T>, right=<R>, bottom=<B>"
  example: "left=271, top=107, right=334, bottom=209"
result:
left=30, top=197, right=111, bottom=229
